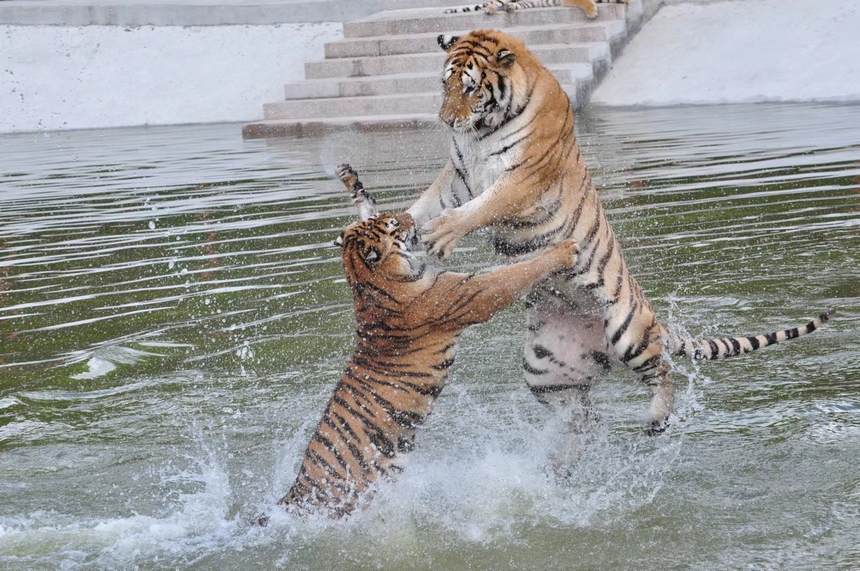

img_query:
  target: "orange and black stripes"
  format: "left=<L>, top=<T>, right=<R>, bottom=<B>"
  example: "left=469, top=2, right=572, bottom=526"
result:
left=406, top=30, right=832, bottom=434
left=262, top=165, right=579, bottom=521
left=670, top=310, right=834, bottom=361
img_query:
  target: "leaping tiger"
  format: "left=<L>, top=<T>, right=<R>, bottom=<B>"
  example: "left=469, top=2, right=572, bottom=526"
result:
left=255, top=165, right=579, bottom=521
left=444, top=0, right=627, bottom=18
left=401, top=29, right=832, bottom=434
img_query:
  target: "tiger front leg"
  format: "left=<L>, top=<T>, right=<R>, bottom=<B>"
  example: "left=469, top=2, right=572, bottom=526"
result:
left=422, top=205, right=477, bottom=260
left=446, top=239, right=581, bottom=325
left=423, top=171, right=540, bottom=260
left=406, top=159, right=457, bottom=233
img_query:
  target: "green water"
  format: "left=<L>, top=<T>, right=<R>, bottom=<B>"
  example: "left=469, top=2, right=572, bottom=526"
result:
left=1, top=103, right=858, bottom=570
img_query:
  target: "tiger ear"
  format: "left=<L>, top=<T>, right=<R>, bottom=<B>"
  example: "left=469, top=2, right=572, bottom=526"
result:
left=334, top=232, right=344, bottom=248
left=438, top=34, right=460, bottom=51
left=495, top=49, right=517, bottom=68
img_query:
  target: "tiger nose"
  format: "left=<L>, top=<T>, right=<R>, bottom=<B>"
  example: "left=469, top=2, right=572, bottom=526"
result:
left=439, top=104, right=456, bottom=127
left=439, top=89, right=466, bottom=127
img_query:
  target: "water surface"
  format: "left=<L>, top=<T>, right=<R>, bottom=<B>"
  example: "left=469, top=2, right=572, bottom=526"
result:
left=1, top=103, right=858, bottom=570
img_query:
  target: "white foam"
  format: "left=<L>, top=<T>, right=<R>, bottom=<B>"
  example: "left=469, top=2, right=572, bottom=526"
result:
left=70, top=356, right=117, bottom=380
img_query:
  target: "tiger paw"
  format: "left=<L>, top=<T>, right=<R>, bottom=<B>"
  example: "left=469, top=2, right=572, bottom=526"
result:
left=544, top=239, right=580, bottom=270
left=582, top=0, right=599, bottom=18
left=250, top=513, right=270, bottom=527
left=644, top=419, right=668, bottom=437
left=336, top=163, right=362, bottom=197
left=643, top=411, right=675, bottom=436
left=423, top=208, right=470, bottom=260
left=336, top=163, right=378, bottom=220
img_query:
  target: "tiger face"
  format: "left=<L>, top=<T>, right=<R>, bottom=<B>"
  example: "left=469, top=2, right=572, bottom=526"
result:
left=437, top=30, right=530, bottom=133
left=336, top=212, right=420, bottom=284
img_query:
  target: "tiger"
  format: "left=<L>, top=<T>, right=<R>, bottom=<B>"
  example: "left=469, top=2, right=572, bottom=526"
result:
left=444, top=0, right=627, bottom=18
left=400, top=29, right=833, bottom=435
left=255, top=164, right=580, bottom=521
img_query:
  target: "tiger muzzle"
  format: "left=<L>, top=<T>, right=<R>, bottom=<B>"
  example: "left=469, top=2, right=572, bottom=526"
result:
left=394, top=212, right=417, bottom=246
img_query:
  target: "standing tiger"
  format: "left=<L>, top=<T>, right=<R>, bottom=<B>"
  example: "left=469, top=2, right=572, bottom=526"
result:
left=401, top=30, right=832, bottom=434
left=259, top=165, right=579, bottom=520
left=444, top=0, right=627, bottom=18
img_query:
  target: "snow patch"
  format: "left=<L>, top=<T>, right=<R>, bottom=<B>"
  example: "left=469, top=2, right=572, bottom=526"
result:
left=592, top=0, right=860, bottom=106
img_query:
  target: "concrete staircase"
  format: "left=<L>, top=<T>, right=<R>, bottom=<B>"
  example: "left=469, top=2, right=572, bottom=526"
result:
left=242, top=0, right=645, bottom=139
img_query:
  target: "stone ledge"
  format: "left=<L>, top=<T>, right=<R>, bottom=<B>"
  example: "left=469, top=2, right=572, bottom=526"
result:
left=241, top=114, right=439, bottom=139
left=0, top=0, right=458, bottom=26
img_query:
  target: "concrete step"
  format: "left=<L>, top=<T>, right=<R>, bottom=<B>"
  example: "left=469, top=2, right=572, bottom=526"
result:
left=283, top=63, right=593, bottom=100
left=243, top=0, right=649, bottom=139
left=0, top=0, right=485, bottom=26
left=268, top=63, right=593, bottom=121
left=343, top=3, right=627, bottom=38
left=264, top=92, right=444, bottom=120
left=251, top=76, right=593, bottom=140
left=305, top=41, right=610, bottom=79
left=324, top=20, right=627, bottom=59
left=284, top=72, right=439, bottom=100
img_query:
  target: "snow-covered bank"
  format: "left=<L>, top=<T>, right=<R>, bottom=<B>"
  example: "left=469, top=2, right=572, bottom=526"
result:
left=0, top=24, right=341, bottom=133
left=592, top=0, right=860, bottom=106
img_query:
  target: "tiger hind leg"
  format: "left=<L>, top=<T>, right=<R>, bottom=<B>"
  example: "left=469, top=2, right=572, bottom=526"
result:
left=551, top=385, right=600, bottom=475
left=601, top=299, right=674, bottom=434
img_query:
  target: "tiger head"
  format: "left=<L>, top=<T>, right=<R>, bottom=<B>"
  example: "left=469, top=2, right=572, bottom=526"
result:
left=335, top=212, right=421, bottom=289
left=437, top=30, right=534, bottom=134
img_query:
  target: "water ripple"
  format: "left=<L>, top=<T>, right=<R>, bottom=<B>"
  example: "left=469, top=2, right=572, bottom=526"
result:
left=0, top=104, right=858, bottom=571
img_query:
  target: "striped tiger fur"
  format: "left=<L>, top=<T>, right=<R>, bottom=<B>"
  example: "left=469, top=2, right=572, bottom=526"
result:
left=404, top=30, right=833, bottom=434
left=444, top=0, right=627, bottom=17
left=258, top=165, right=579, bottom=520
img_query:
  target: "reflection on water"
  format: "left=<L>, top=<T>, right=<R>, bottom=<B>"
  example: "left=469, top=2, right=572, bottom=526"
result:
left=1, top=103, right=859, bottom=570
